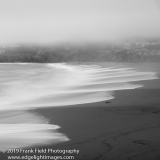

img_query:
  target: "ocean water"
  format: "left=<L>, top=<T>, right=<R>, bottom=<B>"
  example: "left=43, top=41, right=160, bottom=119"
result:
left=0, top=63, right=158, bottom=149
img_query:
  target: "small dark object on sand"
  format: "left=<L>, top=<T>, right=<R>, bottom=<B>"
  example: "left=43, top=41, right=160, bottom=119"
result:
left=106, top=101, right=111, bottom=104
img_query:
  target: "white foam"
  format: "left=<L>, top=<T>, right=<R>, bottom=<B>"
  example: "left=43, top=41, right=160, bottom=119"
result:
left=0, top=111, right=69, bottom=150
left=0, top=63, right=158, bottom=109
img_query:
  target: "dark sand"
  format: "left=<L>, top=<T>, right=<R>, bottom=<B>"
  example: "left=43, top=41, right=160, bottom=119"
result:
left=1, top=63, right=160, bottom=160
left=33, top=79, right=160, bottom=160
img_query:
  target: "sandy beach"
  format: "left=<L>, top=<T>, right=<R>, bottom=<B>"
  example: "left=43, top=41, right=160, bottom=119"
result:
left=30, top=78, right=160, bottom=160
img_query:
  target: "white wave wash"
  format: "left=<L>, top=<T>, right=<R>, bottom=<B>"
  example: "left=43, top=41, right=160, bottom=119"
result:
left=0, top=63, right=158, bottom=150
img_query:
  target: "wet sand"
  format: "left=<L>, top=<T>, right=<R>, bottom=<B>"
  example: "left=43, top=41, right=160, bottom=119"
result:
left=33, top=79, right=160, bottom=160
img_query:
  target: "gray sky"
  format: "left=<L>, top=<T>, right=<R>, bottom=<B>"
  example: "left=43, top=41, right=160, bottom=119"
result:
left=0, top=0, right=160, bottom=44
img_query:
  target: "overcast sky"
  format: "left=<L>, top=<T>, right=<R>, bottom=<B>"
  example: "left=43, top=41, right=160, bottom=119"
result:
left=0, top=0, right=160, bottom=44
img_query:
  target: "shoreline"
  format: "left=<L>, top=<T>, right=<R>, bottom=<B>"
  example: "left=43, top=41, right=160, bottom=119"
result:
left=1, top=87, right=160, bottom=159
left=0, top=64, right=160, bottom=160
left=34, top=79, right=160, bottom=160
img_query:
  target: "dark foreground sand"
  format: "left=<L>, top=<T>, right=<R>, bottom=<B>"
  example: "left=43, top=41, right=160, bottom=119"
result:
left=1, top=64, right=160, bottom=160
left=33, top=78, right=160, bottom=160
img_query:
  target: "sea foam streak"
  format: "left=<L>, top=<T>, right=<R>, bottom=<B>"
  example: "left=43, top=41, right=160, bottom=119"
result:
left=0, top=63, right=158, bottom=149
